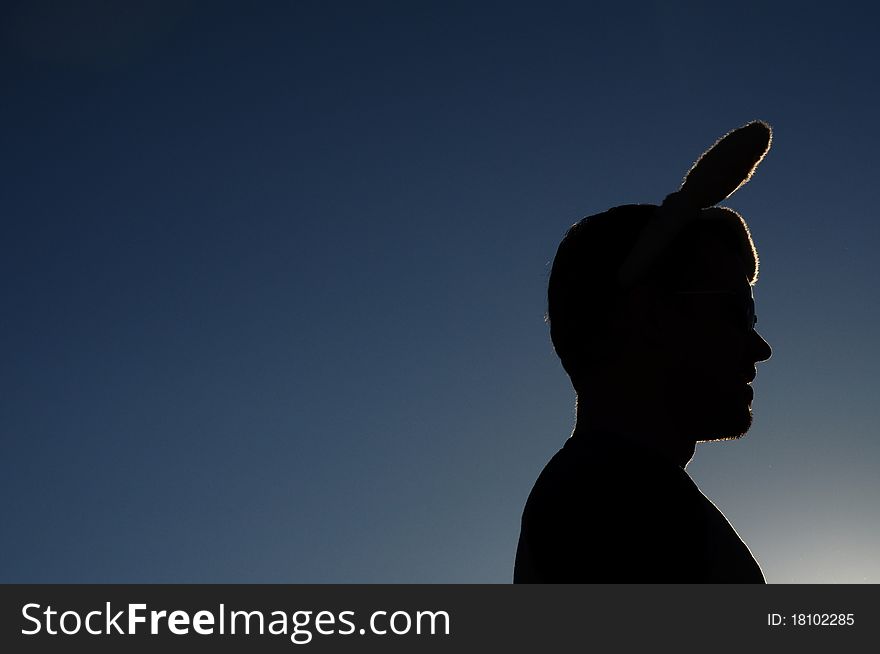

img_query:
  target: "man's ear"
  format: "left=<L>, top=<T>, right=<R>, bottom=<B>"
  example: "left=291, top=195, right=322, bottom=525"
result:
left=614, top=288, right=669, bottom=349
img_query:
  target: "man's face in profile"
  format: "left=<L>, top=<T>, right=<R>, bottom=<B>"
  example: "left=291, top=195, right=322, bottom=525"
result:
left=656, top=237, right=772, bottom=441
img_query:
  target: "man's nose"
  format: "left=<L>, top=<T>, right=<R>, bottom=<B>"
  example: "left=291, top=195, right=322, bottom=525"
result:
left=750, top=329, right=772, bottom=362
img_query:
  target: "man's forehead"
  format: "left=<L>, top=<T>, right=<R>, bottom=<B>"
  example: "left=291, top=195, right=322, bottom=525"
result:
left=673, top=234, right=753, bottom=292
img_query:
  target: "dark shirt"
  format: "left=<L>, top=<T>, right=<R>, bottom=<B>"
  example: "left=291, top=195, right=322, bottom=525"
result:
left=514, top=432, right=764, bottom=583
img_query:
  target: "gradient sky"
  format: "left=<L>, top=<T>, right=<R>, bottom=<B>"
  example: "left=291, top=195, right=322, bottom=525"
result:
left=2, top=1, right=878, bottom=583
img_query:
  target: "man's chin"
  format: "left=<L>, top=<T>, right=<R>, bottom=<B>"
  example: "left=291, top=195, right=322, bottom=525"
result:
left=692, top=406, right=754, bottom=443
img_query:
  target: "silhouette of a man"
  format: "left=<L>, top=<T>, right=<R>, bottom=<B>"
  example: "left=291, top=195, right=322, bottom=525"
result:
left=515, top=122, right=774, bottom=583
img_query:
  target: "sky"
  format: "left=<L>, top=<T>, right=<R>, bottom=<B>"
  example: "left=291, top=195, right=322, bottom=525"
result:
left=2, top=0, right=878, bottom=583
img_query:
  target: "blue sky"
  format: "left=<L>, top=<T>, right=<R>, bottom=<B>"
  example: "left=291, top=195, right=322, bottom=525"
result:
left=2, top=1, right=878, bottom=582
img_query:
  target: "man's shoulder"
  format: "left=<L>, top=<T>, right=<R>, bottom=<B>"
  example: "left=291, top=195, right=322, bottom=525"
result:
left=525, top=436, right=696, bottom=513
left=516, top=435, right=765, bottom=583
left=516, top=437, right=707, bottom=582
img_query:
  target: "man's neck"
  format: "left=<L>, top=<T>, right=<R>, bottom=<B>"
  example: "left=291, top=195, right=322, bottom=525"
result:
left=573, top=401, right=697, bottom=468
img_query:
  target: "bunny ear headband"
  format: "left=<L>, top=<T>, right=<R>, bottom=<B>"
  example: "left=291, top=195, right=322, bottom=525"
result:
left=617, top=121, right=772, bottom=288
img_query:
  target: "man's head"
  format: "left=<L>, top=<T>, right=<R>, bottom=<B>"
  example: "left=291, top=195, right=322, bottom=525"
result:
left=547, top=204, right=771, bottom=441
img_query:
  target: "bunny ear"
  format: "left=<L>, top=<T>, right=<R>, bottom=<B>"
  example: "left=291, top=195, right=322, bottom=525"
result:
left=679, top=120, right=772, bottom=209
left=617, top=120, right=772, bottom=288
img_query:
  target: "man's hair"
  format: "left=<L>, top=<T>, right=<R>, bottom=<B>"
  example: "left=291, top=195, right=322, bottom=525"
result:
left=547, top=204, right=758, bottom=385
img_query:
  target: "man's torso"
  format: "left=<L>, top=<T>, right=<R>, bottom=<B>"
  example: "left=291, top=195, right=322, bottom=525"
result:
left=514, top=434, right=764, bottom=583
